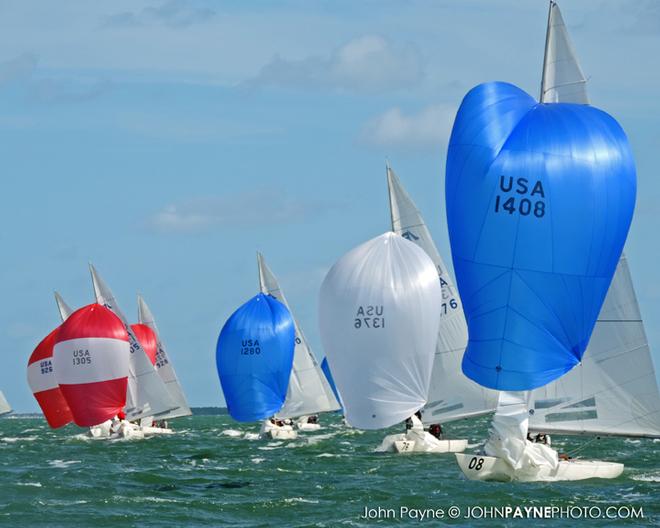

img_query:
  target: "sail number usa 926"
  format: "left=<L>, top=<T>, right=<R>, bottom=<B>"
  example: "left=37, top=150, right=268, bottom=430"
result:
left=354, top=305, right=385, bottom=329
left=494, top=176, right=545, bottom=218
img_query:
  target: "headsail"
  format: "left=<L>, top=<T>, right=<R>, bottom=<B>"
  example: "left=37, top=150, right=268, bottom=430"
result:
left=540, top=1, right=589, bottom=104
left=257, top=253, right=340, bottom=418
left=89, top=264, right=176, bottom=420
left=530, top=256, right=660, bottom=438
left=137, top=295, right=192, bottom=420
left=387, top=165, right=497, bottom=423
left=0, top=391, right=11, bottom=416
left=54, top=291, right=74, bottom=321
left=530, top=4, right=660, bottom=438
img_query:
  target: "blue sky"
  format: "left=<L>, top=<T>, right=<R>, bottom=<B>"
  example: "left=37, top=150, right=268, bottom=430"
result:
left=2, top=0, right=659, bottom=411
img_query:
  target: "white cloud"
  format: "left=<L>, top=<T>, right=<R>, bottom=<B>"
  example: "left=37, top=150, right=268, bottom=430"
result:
left=148, top=189, right=340, bottom=233
left=360, top=104, right=455, bottom=150
left=244, top=35, right=424, bottom=93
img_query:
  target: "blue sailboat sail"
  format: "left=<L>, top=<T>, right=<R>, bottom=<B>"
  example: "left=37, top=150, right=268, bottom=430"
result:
left=216, top=293, right=295, bottom=422
left=446, top=81, right=636, bottom=391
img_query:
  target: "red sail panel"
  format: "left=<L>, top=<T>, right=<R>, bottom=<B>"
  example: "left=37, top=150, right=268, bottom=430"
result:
left=54, top=304, right=130, bottom=427
left=27, top=328, right=74, bottom=429
left=130, top=323, right=158, bottom=366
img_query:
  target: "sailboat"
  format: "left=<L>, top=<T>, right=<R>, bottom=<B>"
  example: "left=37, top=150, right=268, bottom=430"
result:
left=529, top=1, right=660, bottom=441
left=380, top=164, right=497, bottom=453
left=257, top=253, right=340, bottom=434
left=89, top=264, right=178, bottom=422
left=216, top=293, right=296, bottom=438
left=0, top=391, right=12, bottom=417
left=319, top=232, right=442, bottom=447
left=448, top=75, right=636, bottom=482
left=136, top=295, right=192, bottom=433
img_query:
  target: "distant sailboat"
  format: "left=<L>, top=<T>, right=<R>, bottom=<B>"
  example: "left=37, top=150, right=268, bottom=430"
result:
left=89, top=264, right=177, bottom=421
left=216, top=292, right=297, bottom=439
left=319, top=232, right=444, bottom=451
left=0, top=391, right=12, bottom=417
left=137, top=295, right=192, bottom=422
left=257, top=253, right=340, bottom=431
left=529, top=1, right=660, bottom=440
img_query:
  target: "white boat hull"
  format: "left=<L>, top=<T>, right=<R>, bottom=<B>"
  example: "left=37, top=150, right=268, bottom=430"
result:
left=259, top=420, right=298, bottom=440
left=297, top=422, right=321, bottom=432
left=377, top=433, right=467, bottom=454
left=455, top=453, right=624, bottom=482
left=141, top=426, right=174, bottom=436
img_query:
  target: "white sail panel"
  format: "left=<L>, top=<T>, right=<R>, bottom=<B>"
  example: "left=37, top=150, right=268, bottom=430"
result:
left=0, top=391, right=11, bottom=416
left=54, top=291, right=74, bottom=321
left=257, top=253, right=341, bottom=418
left=89, top=264, right=176, bottom=420
left=530, top=256, right=660, bottom=438
left=540, top=2, right=589, bottom=104
left=319, top=232, right=442, bottom=429
left=137, top=295, right=191, bottom=420
left=387, top=165, right=498, bottom=424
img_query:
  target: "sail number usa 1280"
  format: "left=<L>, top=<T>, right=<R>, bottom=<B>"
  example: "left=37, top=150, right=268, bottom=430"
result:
left=354, top=305, right=384, bottom=329
left=494, top=176, right=545, bottom=218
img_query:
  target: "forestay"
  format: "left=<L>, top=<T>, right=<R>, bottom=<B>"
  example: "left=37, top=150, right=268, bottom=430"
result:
left=387, top=165, right=497, bottom=424
left=319, top=232, right=442, bottom=430
left=89, top=264, right=176, bottom=420
left=257, top=253, right=340, bottom=418
left=137, top=296, right=192, bottom=420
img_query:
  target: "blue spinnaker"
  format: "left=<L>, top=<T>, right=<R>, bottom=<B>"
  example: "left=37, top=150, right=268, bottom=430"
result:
left=446, top=81, right=636, bottom=391
left=216, top=293, right=295, bottom=422
left=320, top=357, right=342, bottom=411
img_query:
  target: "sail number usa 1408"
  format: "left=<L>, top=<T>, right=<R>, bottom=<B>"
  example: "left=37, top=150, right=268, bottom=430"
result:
left=494, top=176, right=545, bottom=218
left=354, top=305, right=384, bottom=329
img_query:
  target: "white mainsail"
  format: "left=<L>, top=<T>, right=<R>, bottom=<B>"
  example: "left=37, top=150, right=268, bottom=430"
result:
left=386, top=165, right=498, bottom=424
left=89, top=264, right=176, bottom=420
left=0, top=391, right=11, bottom=416
left=54, top=291, right=74, bottom=321
left=539, top=1, right=589, bottom=104
left=257, top=253, right=340, bottom=418
left=530, top=3, right=660, bottom=439
left=137, top=295, right=192, bottom=420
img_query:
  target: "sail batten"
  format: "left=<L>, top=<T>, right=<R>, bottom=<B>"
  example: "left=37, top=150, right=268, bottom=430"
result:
left=386, top=166, right=498, bottom=424
left=257, top=253, right=340, bottom=418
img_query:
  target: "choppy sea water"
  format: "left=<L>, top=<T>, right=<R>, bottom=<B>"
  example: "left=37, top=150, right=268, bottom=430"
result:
left=0, top=414, right=657, bottom=527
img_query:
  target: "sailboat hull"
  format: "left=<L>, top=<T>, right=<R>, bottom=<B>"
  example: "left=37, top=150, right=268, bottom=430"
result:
left=455, top=453, right=624, bottom=482
left=377, top=433, right=467, bottom=454
left=259, top=420, right=298, bottom=440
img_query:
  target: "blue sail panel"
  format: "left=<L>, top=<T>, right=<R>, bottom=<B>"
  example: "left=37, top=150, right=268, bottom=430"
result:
left=320, top=357, right=342, bottom=411
left=216, top=293, right=295, bottom=422
left=446, top=82, right=636, bottom=391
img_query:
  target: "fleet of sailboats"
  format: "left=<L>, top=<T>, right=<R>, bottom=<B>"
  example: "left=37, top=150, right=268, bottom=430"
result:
left=5, top=2, right=657, bottom=489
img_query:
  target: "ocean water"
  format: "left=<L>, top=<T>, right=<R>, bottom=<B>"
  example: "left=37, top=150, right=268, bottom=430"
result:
left=0, top=413, right=657, bottom=527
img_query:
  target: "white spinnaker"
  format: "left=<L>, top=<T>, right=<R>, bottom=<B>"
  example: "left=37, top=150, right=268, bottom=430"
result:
left=89, top=264, right=176, bottom=420
left=257, top=253, right=340, bottom=418
left=137, top=295, right=192, bottom=420
left=530, top=4, right=660, bottom=438
left=54, top=291, right=74, bottom=321
left=319, top=232, right=442, bottom=430
left=530, top=256, right=660, bottom=438
left=387, top=165, right=498, bottom=424
left=0, top=391, right=11, bottom=416
left=539, top=1, right=589, bottom=104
